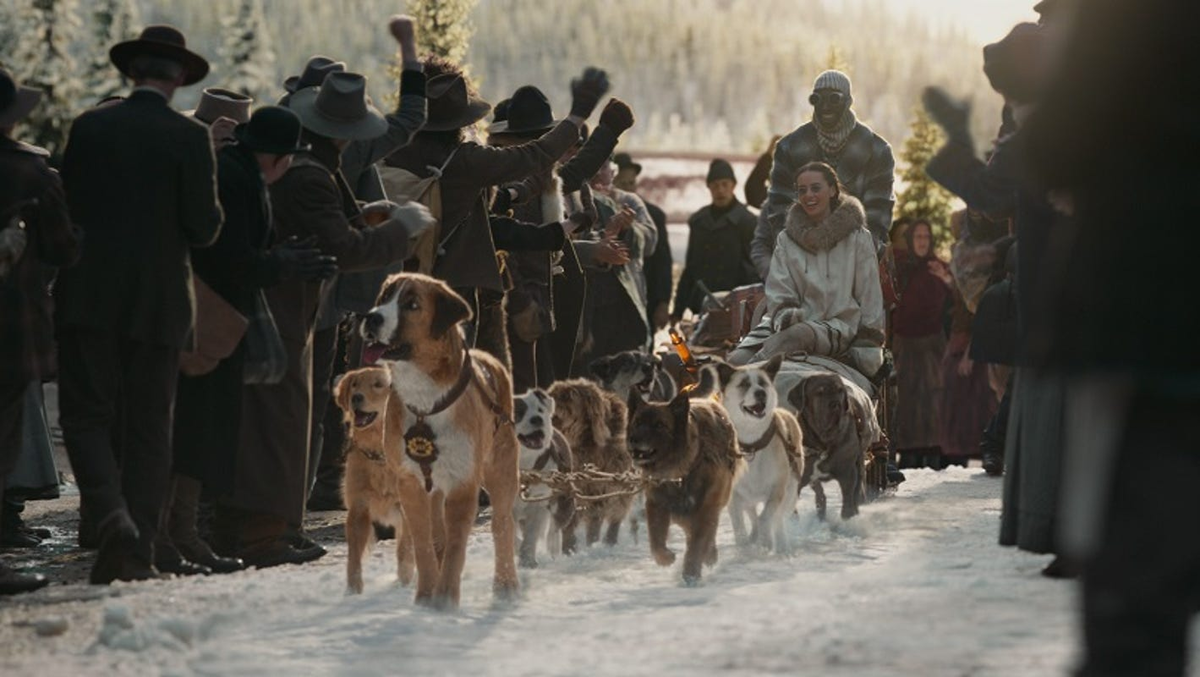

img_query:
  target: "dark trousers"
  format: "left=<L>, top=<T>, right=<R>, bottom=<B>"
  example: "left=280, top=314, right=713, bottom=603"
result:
left=58, top=331, right=178, bottom=560
left=510, top=335, right=556, bottom=393
left=306, top=324, right=340, bottom=507
left=981, top=373, right=1014, bottom=457
left=308, top=322, right=354, bottom=505
left=1079, top=389, right=1200, bottom=677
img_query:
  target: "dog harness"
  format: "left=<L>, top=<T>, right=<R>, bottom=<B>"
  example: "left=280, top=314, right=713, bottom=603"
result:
left=404, top=350, right=514, bottom=492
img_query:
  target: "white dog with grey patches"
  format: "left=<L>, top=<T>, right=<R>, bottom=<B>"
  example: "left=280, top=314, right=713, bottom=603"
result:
left=512, top=389, right=575, bottom=568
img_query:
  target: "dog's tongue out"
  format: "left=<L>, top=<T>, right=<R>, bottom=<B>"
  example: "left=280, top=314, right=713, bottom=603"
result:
left=361, top=343, right=388, bottom=365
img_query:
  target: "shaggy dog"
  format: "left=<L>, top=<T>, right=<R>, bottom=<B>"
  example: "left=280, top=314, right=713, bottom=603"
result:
left=701, top=356, right=804, bottom=554
left=786, top=373, right=872, bottom=520
left=361, top=273, right=520, bottom=609
left=512, top=389, right=575, bottom=568
left=589, top=350, right=677, bottom=403
left=627, top=390, right=744, bottom=584
left=334, top=366, right=414, bottom=594
left=546, top=379, right=633, bottom=550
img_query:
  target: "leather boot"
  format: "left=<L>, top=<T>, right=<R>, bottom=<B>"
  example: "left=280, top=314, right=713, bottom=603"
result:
left=168, top=476, right=244, bottom=574
left=90, top=507, right=158, bottom=585
left=236, top=513, right=325, bottom=569
left=0, top=496, right=48, bottom=594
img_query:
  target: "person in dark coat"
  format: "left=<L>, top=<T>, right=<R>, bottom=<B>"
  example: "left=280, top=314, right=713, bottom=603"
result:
left=214, top=72, right=430, bottom=568
left=671, top=159, right=758, bottom=320
left=924, top=22, right=1071, bottom=575
left=751, top=70, right=895, bottom=276
left=166, top=106, right=334, bottom=575
left=55, top=26, right=222, bottom=585
left=744, top=135, right=780, bottom=210
left=382, top=63, right=610, bottom=363
left=0, top=68, right=78, bottom=594
left=1022, top=0, right=1200, bottom=672
left=614, top=152, right=673, bottom=332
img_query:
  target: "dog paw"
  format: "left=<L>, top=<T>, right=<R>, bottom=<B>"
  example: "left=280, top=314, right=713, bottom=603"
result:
left=347, top=579, right=364, bottom=595
left=518, top=555, right=539, bottom=570
left=653, top=549, right=676, bottom=567
left=493, top=578, right=520, bottom=603
left=682, top=573, right=703, bottom=587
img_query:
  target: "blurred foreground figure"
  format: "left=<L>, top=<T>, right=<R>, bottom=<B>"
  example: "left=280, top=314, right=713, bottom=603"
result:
left=1023, top=0, right=1200, bottom=674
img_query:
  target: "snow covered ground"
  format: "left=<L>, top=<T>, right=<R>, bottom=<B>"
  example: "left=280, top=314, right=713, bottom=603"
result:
left=2, top=468, right=1194, bottom=676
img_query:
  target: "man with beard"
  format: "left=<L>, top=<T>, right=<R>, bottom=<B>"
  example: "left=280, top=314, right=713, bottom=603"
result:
left=751, top=70, right=895, bottom=277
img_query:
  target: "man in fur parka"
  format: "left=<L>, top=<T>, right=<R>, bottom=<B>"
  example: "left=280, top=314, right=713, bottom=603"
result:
left=751, top=70, right=895, bottom=277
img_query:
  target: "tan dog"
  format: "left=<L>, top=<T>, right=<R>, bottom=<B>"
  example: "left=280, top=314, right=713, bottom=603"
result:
left=360, top=273, right=519, bottom=609
left=546, top=379, right=633, bottom=551
left=627, top=391, right=744, bottom=584
left=334, top=366, right=415, bottom=594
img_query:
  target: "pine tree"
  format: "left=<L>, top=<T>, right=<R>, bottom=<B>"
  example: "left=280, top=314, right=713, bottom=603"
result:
left=894, top=107, right=956, bottom=245
left=387, top=0, right=479, bottom=107
left=219, top=0, right=276, bottom=103
left=823, top=44, right=851, bottom=76
left=84, top=0, right=141, bottom=105
left=8, top=0, right=85, bottom=162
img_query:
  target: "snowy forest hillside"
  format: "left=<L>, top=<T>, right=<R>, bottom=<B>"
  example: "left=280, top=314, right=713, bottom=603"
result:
left=0, top=0, right=1006, bottom=154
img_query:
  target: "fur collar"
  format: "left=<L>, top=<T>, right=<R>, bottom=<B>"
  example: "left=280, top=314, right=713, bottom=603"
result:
left=539, top=175, right=564, bottom=224
left=784, top=195, right=866, bottom=253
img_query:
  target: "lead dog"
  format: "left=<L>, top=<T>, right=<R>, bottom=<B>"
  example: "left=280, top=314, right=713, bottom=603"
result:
left=361, top=273, right=520, bottom=609
left=627, top=390, right=744, bottom=584
left=334, top=366, right=414, bottom=594
left=700, top=356, right=804, bottom=554
left=512, top=389, right=575, bottom=567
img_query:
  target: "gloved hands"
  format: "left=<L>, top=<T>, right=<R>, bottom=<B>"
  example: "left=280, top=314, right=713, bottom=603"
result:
left=390, top=200, right=437, bottom=240
left=922, top=86, right=973, bottom=147
left=598, top=98, right=634, bottom=136
left=491, top=186, right=516, bottom=215
left=569, top=67, right=611, bottom=120
left=270, top=236, right=338, bottom=281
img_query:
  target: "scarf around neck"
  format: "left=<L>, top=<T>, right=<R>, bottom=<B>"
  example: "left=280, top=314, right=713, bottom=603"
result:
left=814, top=109, right=858, bottom=159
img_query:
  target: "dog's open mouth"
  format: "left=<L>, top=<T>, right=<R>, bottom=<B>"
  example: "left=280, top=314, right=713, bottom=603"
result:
left=742, top=403, right=768, bottom=419
left=629, top=444, right=658, bottom=466
left=362, top=342, right=412, bottom=365
left=518, top=431, right=547, bottom=450
left=353, top=409, right=378, bottom=428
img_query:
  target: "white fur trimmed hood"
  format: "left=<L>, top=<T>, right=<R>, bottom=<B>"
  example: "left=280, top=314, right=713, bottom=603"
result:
left=784, top=195, right=867, bottom=253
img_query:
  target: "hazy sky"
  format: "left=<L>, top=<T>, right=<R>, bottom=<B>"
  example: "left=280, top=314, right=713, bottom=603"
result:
left=874, top=0, right=1039, bottom=42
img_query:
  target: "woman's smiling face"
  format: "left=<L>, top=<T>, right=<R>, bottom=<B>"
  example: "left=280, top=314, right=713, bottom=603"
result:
left=796, top=170, right=834, bottom=219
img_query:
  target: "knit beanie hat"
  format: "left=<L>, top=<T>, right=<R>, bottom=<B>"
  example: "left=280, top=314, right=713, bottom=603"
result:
left=812, top=70, right=852, bottom=97
left=706, top=158, right=737, bottom=184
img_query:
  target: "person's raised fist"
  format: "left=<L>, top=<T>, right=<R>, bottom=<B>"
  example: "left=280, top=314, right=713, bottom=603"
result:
left=598, top=98, right=634, bottom=136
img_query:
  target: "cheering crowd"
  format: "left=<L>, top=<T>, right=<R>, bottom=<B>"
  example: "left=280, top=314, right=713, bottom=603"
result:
left=0, top=0, right=1196, bottom=673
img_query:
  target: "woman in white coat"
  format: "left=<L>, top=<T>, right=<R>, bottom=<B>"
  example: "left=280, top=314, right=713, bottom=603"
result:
left=728, top=162, right=885, bottom=377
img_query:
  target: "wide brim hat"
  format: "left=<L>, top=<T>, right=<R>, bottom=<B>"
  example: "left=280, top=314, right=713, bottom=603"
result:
left=613, top=152, right=642, bottom=175
left=487, top=85, right=558, bottom=136
left=185, top=87, right=253, bottom=125
left=110, top=25, right=210, bottom=86
left=0, top=70, right=42, bottom=128
left=287, top=72, right=387, bottom=141
left=284, top=56, right=347, bottom=94
left=233, top=105, right=311, bottom=155
left=424, top=74, right=491, bottom=132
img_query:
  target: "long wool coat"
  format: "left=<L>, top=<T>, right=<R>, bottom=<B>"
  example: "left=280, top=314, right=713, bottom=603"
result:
left=672, top=200, right=758, bottom=316
left=736, top=196, right=885, bottom=376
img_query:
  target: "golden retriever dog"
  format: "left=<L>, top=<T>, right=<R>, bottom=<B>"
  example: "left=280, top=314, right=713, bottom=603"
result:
left=627, top=390, right=744, bottom=584
left=546, top=379, right=633, bottom=551
left=360, top=273, right=519, bottom=610
left=334, top=366, right=414, bottom=594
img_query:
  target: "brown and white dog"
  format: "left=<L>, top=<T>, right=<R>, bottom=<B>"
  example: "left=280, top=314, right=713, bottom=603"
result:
left=512, top=389, right=575, bottom=568
left=627, top=390, right=744, bottom=584
left=334, top=366, right=414, bottom=594
left=546, top=379, right=633, bottom=550
left=360, top=273, right=520, bottom=609
left=700, top=356, right=804, bottom=554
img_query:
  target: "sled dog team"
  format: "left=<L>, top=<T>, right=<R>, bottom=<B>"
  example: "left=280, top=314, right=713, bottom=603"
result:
left=338, top=273, right=870, bottom=610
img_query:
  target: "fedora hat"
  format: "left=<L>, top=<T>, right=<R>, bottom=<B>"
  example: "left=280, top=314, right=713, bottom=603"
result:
left=613, top=152, right=642, bottom=175
left=284, top=56, right=346, bottom=94
left=487, top=85, right=557, bottom=136
left=424, top=74, right=491, bottom=132
left=233, top=106, right=310, bottom=155
left=110, top=25, right=210, bottom=86
left=0, top=68, right=42, bottom=128
left=187, top=87, right=253, bottom=125
left=286, top=72, right=387, bottom=141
